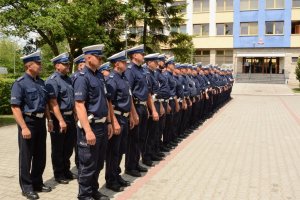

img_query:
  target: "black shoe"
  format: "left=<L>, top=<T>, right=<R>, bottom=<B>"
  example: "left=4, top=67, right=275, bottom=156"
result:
left=165, top=144, right=174, bottom=149
left=33, top=184, right=52, bottom=192
left=125, top=169, right=141, bottom=177
left=92, top=191, right=110, bottom=200
left=117, top=176, right=130, bottom=187
left=22, top=191, right=39, bottom=199
left=142, top=159, right=153, bottom=167
left=55, top=178, right=69, bottom=184
left=151, top=155, right=163, bottom=161
left=156, top=152, right=165, bottom=157
left=65, top=171, right=78, bottom=180
left=160, top=146, right=170, bottom=152
left=137, top=164, right=148, bottom=172
left=106, top=183, right=124, bottom=192
left=169, top=141, right=178, bottom=146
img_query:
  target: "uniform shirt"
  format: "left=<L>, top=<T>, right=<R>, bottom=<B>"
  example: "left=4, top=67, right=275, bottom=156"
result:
left=163, top=70, right=176, bottom=97
left=187, top=75, right=197, bottom=97
left=70, top=70, right=80, bottom=83
left=154, top=69, right=170, bottom=99
left=181, top=75, right=190, bottom=97
left=145, top=68, right=160, bottom=96
left=192, top=75, right=201, bottom=95
left=73, top=66, right=108, bottom=118
left=106, top=70, right=132, bottom=113
left=11, top=73, right=47, bottom=113
left=196, top=74, right=207, bottom=91
left=124, top=62, right=149, bottom=101
left=202, top=74, right=211, bottom=88
left=173, top=75, right=184, bottom=99
left=45, top=71, right=74, bottom=111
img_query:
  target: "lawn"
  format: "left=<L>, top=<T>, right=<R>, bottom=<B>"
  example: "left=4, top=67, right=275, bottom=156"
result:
left=292, top=88, right=300, bottom=93
left=0, top=115, right=15, bottom=127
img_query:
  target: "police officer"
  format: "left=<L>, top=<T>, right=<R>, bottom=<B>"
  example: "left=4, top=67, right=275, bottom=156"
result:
left=124, top=45, right=159, bottom=177
left=11, top=51, right=52, bottom=199
left=99, top=62, right=111, bottom=78
left=105, top=50, right=132, bottom=192
left=73, top=44, right=113, bottom=200
left=45, top=52, right=77, bottom=184
left=71, top=54, right=85, bottom=82
left=143, top=53, right=163, bottom=166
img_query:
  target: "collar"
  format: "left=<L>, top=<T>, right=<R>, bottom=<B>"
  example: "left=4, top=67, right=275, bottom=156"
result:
left=84, top=65, right=99, bottom=75
left=25, top=72, right=38, bottom=81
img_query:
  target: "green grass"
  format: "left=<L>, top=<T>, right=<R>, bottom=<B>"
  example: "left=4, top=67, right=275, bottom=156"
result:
left=292, top=88, right=300, bottom=93
left=0, top=115, right=15, bottom=127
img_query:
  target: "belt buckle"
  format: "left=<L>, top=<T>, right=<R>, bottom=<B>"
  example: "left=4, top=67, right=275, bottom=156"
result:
left=36, top=113, right=44, bottom=118
left=124, top=113, right=129, bottom=117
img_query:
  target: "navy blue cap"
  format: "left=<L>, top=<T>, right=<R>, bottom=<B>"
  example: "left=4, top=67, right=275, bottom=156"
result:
left=108, top=50, right=128, bottom=63
left=158, top=54, right=166, bottom=62
left=99, top=62, right=110, bottom=72
left=127, top=44, right=144, bottom=55
left=144, top=53, right=159, bottom=61
left=165, top=56, right=175, bottom=65
left=74, top=54, right=85, bottom=64
left=82, top=44, right=105, bottom=56
left=51, top=52, right=70, bottom=64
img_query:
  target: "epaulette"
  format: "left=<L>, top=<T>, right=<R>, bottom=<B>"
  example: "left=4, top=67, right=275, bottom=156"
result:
left=127, top=65, right=132, bottom=69
left=79, top=71, right=85, bottom=75
left=17, top=76, right=24, bottom=82
left=50, top=74, right=57, bottom=79
left=109, top=74, right=114, bottom=79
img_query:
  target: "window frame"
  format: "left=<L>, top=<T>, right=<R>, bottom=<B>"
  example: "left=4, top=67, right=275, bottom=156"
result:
left=216, top=0, right=234, bottom=12
left=240, top=0, right=259, bottom=11
left=193, top=23, right=209, bottom=36
left=240, top=22, right=258, bottom=36
left=216, top=23, right=233, bottom=36
left=266, top=0, right=285, bottom=10
left=292, top=0, right=300, bottom=7
left=193, top=0, right=210, bottom=13
left=265, top=21, right=284, bottom=35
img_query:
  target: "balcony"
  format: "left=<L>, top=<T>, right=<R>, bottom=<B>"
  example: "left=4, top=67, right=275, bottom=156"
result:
left=216, top=11, right=233, bottom=23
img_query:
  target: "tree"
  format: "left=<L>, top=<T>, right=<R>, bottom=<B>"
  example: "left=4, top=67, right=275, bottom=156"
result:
left=125, top=0, right=194, bottom=60
left=0, top=38, right=23, bottom=73
left=295, top=57, right=300, bottom=87
left=0, top=0, right=127, bottom=60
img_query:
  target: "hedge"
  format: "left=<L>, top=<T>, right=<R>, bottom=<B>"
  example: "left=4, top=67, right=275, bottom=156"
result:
left=0, top=78, right=15, bottom=115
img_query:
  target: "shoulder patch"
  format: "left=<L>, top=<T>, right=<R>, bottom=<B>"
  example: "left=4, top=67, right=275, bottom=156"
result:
left=127, top=65, right=132, bottom=69
left=17, top=76, right=24, bottom=82
left=109, top=74, right=114, bottom=79
left=79, top=72, right=85, bottom=75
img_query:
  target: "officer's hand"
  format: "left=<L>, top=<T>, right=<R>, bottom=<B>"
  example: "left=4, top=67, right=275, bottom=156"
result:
left=134, top=116, right=139, bottom=126
left=22, top=127, right=31, bottom=139
left=86, top=131, right=96, bottom=145
left=47, top=120, right=54, bottom=133
left=167, top=104, right=171, bottom=114
left=152, top=110, right=159, bottom=121
left=59, top=120, right=67, bottom=133
left=129, top=115, right=135, bottom=130
left=114, top=121, right=121, bottom=135
left=160, top=105, right=165, bottom=116
left=108, top=124, right=113, bottom=139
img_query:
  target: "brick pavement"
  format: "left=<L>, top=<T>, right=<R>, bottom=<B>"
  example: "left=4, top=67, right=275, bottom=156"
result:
left=1, top=83, right=300, bottom=200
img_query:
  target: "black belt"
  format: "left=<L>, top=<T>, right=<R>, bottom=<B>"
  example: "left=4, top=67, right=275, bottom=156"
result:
left=24, top=112, right=44, bottom=118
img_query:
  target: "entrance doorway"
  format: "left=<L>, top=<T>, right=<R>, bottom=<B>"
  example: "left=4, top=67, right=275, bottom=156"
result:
left=242, top=57, right=280, bottom=74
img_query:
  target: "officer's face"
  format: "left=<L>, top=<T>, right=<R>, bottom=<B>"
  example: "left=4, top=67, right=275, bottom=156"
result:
left=116, top=61, right=127, bottom=72
left=147, top=60, right=158, bottom=70
left=181, top=68, right=187, bottom=74
left=158, top=61, right=164, bottom=67
left=174, top=68, right=181, bottom=74
left=26, top=61, right=42, bottom=75
left=78, top=63, right=85, bottom=71
left=133, top=53, right=144, bottom=65
left=168, top=64, right=175, bottom=72
left=56, top=63, right=70, bottom=75
left=87, top=54, right=103, bottom=69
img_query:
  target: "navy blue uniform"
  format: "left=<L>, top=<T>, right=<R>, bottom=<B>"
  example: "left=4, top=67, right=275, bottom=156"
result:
left=45, top=72, right=76, bottom=180
left=144, top=68, right=161, bottom=162
left=73, top=66, right=108, bottom=199
left=124, top=62, right=149, bottom=171
left=105, top=70, right=131, bottom=185
left=163, top=70, right=177, bottom=145
left=11, top=73, right=48, bottom=193
left=173, top=74, right=184, bottom=138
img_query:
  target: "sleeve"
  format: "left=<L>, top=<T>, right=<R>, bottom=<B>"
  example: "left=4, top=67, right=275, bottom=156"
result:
left=10, top=81, right=23, bottom=106
left=45, top=79, right=59, bottom=99
left=73, top=75, right=88, bottom=101
left=106, top=78, right=117, bottom=101
left=124, top=69, right=134, bottom=89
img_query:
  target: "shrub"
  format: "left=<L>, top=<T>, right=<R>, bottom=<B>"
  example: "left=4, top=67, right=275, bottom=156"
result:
left=295, top=57, right=300, bottom=87
left=0, top=78, right=15, bottom=115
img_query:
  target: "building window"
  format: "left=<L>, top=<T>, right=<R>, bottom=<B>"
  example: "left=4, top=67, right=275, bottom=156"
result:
left=266, top=0, right=285, bottom=9
left=194, top=50, right=210, bottom=65
left=193, top=24, right=209, bottom=36
left=216, top=50, right=233, bottom=65
left=129, top=26, right=144, bottom=37
left=292, top=21, right=300, bottom=34
left=193, top=0, right=209, bottom=12
left=216, top=23, right=233, bottom=35
left=292, top=57, right=299, bottom=63
left=171, top=25, right=187, bottom=34
left=173, top=1, right=186, bottom=13
left=240, top=0, right=258, bottom=10
left=265, top=21, right=284, bottom=35
left=293, top=0, right=300, bottom=7
left=240, top=22, right=258, bottom=35
left=217, top=0, right=233, bottom=12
